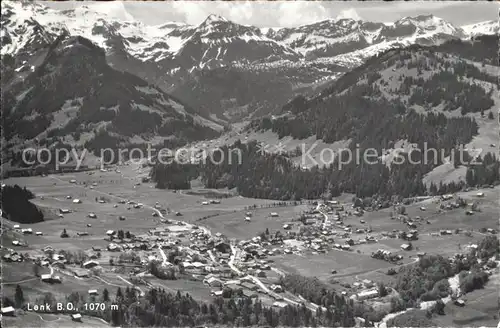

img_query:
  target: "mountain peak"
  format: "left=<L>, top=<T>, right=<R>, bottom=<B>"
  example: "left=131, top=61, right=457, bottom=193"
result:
left=203, top=14, right=229, bottom=24
left=398, top=14, right=445, bottom=24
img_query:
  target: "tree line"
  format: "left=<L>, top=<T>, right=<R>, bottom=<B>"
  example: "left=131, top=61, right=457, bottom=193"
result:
left=3, top=284, right=358, bottom=327
left=151, top=139, right=498, bottom=201
left=1, top=185, right=44, bottom=224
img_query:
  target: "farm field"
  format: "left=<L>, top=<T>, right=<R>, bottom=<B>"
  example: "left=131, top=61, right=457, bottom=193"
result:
left=2, top=165, right=315, bottom=245
left=1, top=260, right=126, bottom=302
left=370, top=232, right=486, bottom=258
left=3, top=173, right=274, bottom=238
left=345, top=188, right=499, bottom=235
left=270, top=249, right=394, bottom=282
left=200, top=204, right=309, bottom=240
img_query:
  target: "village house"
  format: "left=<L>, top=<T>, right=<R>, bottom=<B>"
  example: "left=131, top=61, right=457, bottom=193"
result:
left=362, top=279, right=374, bottom=288
left=204, top=276, right=223, bottom=287
left=73, top=269, right=90, bottom=278
left=107, top=243, right=121, bottom=251
left=1, top=306, right=15, bottom=316
left=304, top=218, right=317, bottom=225
left=40, top=274, right=52, bottom=282
left=210, top=290, right=223, bottom=297
left=350, top=289, right=378, bottom=301
left=242, top=289, right=258, bottom=298
left=366, top=235, right=376, bottom=243
left=71, top=313, right=82, bottom=322
left=407, top=221, right=417, bottom=228
left=272, top=301, right=288, bottom=308
left=52, top=275, right=62, bottom=283
left=2, top=253, right=22, bottom=262
left=88, top=289, right=98, bottom=296
left=270, top=285, right=283, bottom=293
left=219, top=267, right=232, bottom=278
left=401, top=243, right=412, bottom=251
left=215, top=242, right=231, bottom=253
left=52, top=253, right=65, bottom=261
left=149, top=227, right=170, bottom=236
left=441, top=194, right=454, bottom=201
left=21, top=228, right=33, bottom=234
left=83, top=260, right=99, bottom=269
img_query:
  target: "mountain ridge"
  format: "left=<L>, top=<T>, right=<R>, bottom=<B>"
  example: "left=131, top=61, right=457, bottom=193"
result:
left=2, top=1, right=495, bottom=64
left=1, top=33, right=222, bottom=169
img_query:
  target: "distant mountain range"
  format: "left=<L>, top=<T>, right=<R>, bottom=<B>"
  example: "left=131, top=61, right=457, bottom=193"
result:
left=2, top=1, right=497, bottom=123
left=3, top=2, right=496, bottom=67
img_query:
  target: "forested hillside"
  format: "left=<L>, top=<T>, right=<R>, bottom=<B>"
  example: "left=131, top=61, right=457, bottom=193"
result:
left=0, top=185, right=44, bottom=223
left=152, top=139, right=499, bottom=202
left=152, top=36, right=499, bottom=200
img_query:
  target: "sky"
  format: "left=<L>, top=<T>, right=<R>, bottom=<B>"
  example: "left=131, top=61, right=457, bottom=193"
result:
left=44, top=1, right=499, bottom=28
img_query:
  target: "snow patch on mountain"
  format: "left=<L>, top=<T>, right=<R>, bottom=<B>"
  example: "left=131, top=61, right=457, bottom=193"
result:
left=462, top=20, right=499, bottom=36
left=396, top=15, right=462, bottom=36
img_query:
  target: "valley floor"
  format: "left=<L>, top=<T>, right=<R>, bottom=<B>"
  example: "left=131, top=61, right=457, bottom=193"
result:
left=1, top=163, right=498, bottom=327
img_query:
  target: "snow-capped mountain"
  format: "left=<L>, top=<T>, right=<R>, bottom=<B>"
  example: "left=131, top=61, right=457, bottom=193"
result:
left=1, top=1, right=298, bottom=69
left=2, top=1, right=492, bottom=68
left=1, top=1, right=496, bottom=122
left=171, top=14, right=300, bottom=70
left=266, top=14, right=467, bottom=61
left=1, top=2, right=54, bottom=58
left=266, top=19, right=372, bottom=60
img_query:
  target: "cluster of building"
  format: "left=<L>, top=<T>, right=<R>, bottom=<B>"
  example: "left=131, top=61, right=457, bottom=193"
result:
left=371, top=249, right=404, bottom=263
